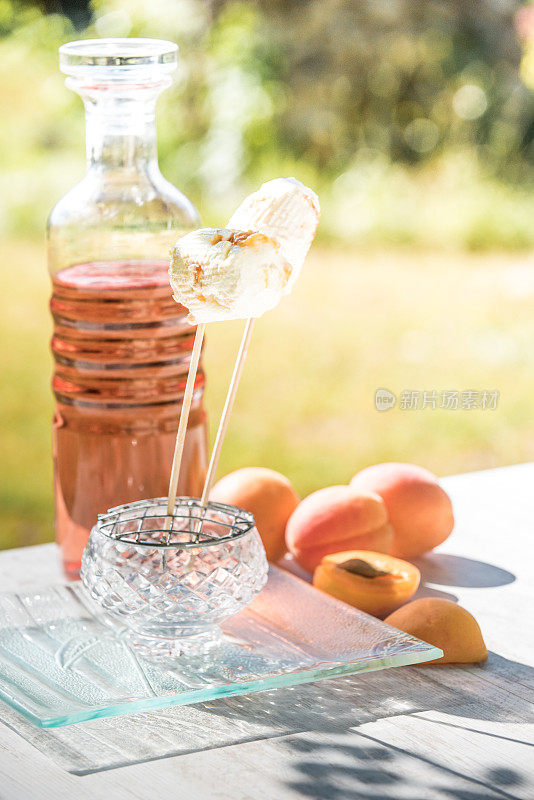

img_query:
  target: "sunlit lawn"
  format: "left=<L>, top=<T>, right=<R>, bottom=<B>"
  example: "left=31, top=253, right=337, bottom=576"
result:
left=1, top=239, right=532, bottom=551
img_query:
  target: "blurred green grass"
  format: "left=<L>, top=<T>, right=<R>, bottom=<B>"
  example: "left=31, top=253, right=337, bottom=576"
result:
left=1, top=238, right=532, bottom=551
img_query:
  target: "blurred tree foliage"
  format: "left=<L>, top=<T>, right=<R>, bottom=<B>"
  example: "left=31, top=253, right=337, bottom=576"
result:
left=1, top=0, right=534, bottom=248
left=252, top=0, right=531, bottom=171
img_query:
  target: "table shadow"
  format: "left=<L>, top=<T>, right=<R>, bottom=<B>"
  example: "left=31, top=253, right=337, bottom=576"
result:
left=412, top=553, right=515, bottom=589
left=208, top=653, right=532, bottom=800
left=281, top=725, right=530, bottom=800
left=413, top=583, right=459, bottom=603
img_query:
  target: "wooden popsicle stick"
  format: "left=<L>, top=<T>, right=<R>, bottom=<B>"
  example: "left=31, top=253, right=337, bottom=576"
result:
left=167, top=323, right=206, bottom=516
left=200, top=317, right=255, bottom=507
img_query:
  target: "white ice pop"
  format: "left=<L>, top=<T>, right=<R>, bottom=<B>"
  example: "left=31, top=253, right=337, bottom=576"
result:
left=169, top=228, right=292, bottom=324
left=227, top=177, right=320, bottom=292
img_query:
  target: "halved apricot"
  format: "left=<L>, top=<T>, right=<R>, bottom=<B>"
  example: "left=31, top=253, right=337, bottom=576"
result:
left=312, top=550, right=420, bottom=618
left=385, top=598, right=488, bottom=665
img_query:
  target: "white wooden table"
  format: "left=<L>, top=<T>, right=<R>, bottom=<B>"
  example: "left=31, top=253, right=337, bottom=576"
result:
left=0, top=464, right=532, bottom=799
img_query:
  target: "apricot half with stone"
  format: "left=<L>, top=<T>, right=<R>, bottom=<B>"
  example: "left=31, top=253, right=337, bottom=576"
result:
left=285, top=486, right=393, bottom=573
left=385, top=598, right=488, bottom=665
left=312, top=550, right=420, bottom=618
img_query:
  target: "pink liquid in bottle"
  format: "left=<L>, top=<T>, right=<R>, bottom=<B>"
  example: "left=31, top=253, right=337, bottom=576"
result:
left=51, top=260, right=207, bottom=578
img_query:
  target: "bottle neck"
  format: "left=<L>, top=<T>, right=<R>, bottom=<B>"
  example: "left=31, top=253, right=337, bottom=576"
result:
left=81, top=88, right=162, bottom=174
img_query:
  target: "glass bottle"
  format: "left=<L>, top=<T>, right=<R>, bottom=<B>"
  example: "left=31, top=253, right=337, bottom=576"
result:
left=48, top=39, right=207, bottom=578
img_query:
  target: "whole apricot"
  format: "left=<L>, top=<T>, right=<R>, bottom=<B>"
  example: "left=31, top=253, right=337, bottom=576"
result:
left=385, top=598, right=488, bottom=665
left=313, top=550, right=420, bottom=617
left=210, top=467, right=299, bottom=562
left=350, top=463, right=453, bottom=559
left=285, top=485, right=393, bottom=573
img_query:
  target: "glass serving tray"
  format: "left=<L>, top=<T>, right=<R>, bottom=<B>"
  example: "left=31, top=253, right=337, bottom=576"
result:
left=0, top=566, right=441, bottom=727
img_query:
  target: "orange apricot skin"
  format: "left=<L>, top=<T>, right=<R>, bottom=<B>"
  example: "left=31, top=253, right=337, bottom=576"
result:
left=285, top=486, right=393, bottom=573
left=351, top=462, right=454, bottom=560
left=312, top=550, right=420, bottom=618
left=210, top=467, right=299, bottom=562
left=385, top=598, right=488, bottom=665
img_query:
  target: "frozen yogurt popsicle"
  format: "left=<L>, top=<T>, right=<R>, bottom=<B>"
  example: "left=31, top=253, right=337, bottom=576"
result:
left=169, top=228, right=292, bottom=324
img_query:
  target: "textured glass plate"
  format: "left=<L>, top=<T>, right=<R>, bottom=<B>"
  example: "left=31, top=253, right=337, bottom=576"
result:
left=0, top=566, right=441, bottom=727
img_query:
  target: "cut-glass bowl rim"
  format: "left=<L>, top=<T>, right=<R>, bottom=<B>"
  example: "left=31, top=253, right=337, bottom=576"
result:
left=95, top=497, right=256, bottom=550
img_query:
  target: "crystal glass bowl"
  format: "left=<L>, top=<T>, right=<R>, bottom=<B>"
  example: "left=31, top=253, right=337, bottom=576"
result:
left=80, top=498, right=268, bottom=659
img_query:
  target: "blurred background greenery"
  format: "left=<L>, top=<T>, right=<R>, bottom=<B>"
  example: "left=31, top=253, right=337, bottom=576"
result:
left=1, top=0, right=533, bottom=550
